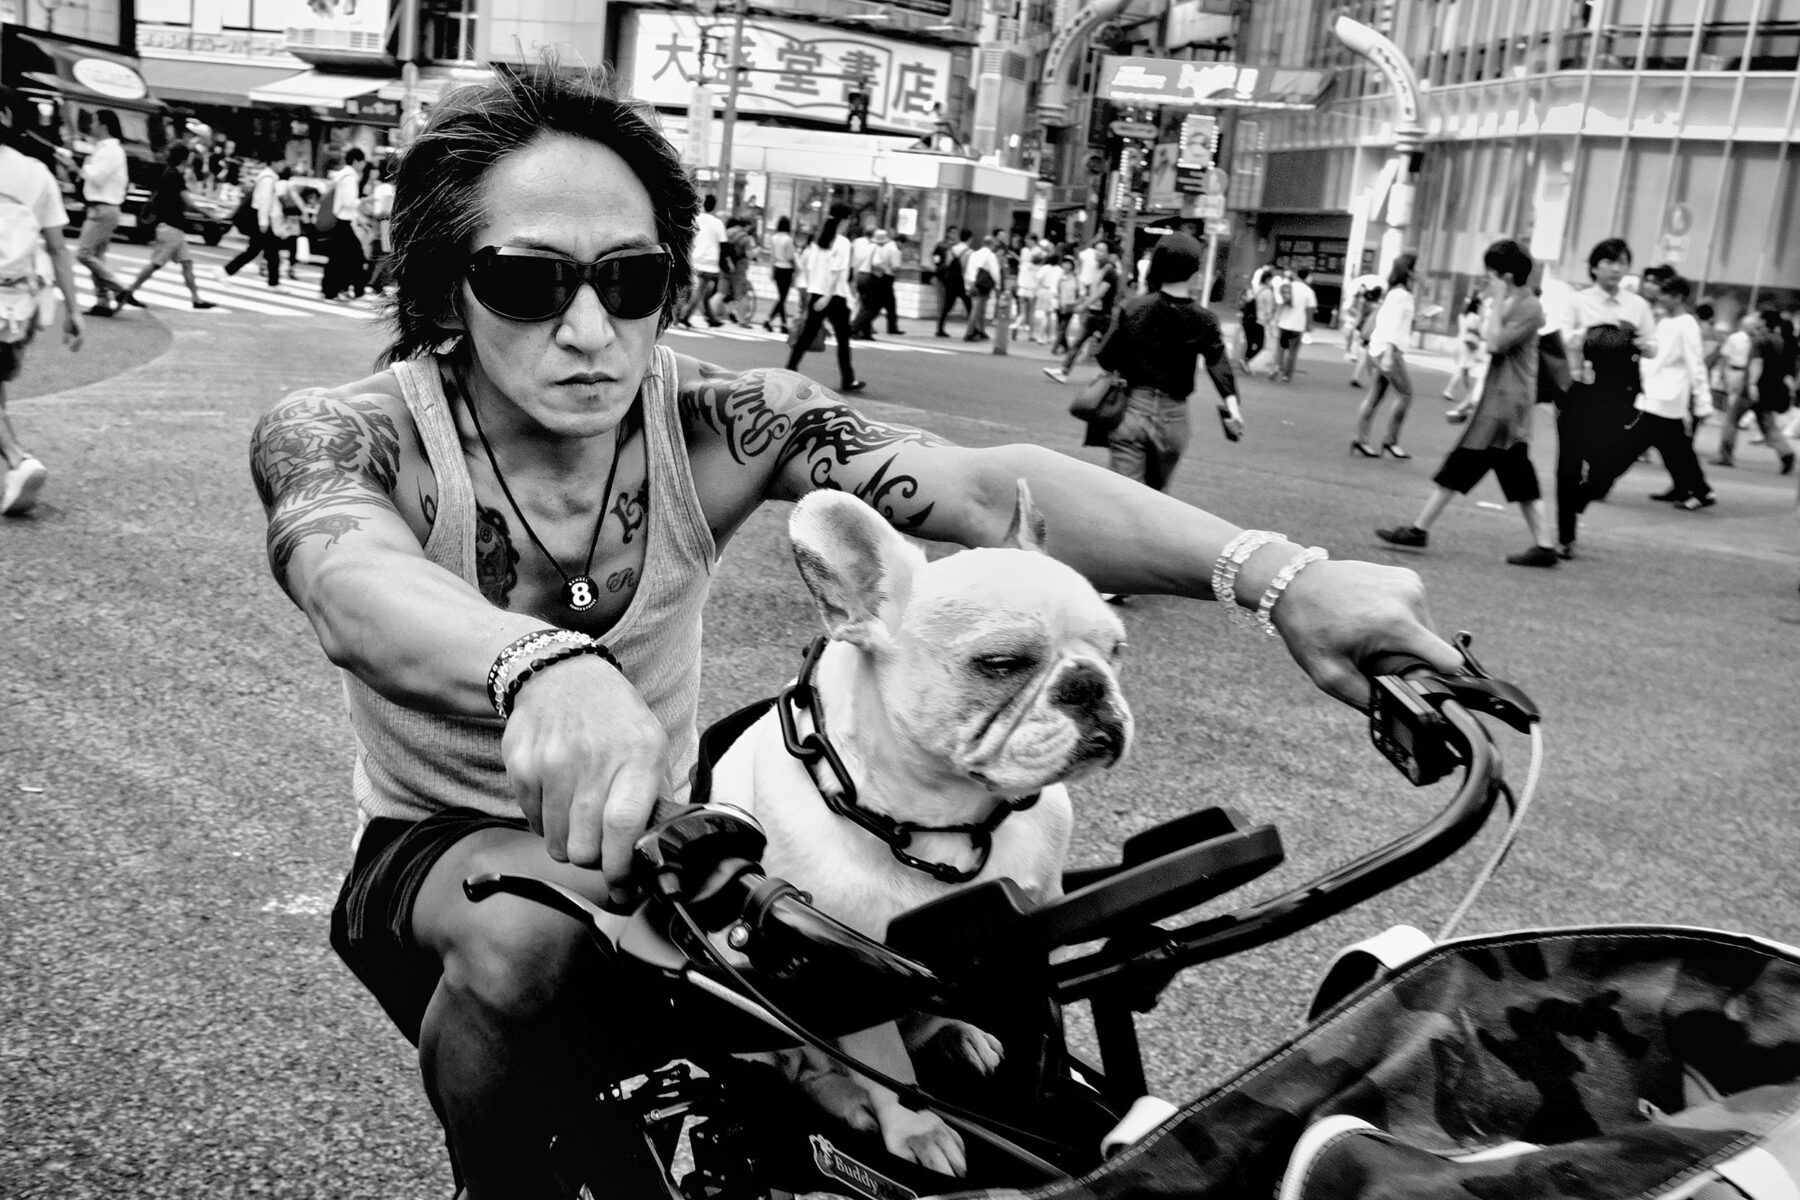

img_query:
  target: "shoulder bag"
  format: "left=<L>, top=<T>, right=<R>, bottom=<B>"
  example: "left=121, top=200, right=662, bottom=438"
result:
left=1070, top=370, right=1128, bottom=426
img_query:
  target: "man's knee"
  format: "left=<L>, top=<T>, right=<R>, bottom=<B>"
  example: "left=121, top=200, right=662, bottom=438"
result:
left=432, top=893, right=598, bottom=1032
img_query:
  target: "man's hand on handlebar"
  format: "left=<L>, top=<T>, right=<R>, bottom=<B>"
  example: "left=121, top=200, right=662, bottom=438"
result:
left=500, top=655, right=668, bottom=897
left=1267, top=559, right=1465, bottom=710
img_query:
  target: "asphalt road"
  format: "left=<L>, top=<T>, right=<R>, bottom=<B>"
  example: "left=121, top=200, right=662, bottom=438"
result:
left=3, top=285, right=1796, bottom=1199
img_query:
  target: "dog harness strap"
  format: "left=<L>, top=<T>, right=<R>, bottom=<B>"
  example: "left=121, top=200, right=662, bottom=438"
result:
left=776, top=636, right=1041, bottom=885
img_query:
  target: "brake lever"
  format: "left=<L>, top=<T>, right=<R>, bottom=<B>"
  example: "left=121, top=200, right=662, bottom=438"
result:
left=1363, top=634, right=1539, bottom=785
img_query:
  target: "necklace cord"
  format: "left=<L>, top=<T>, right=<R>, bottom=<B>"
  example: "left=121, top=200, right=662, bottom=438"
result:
left=459, top=374, right=627, bottom=594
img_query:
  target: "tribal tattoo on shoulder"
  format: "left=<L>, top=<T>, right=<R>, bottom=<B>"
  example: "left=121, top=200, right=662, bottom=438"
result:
left=613, top=481, right=648, bottom=544
left=249, top=390, right=402, bottom=594
left=680, top=365, right=946, bottom=530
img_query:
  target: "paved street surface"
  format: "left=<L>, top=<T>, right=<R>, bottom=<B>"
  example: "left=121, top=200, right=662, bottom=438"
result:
left=2, top=264, right=1796, bottom=1198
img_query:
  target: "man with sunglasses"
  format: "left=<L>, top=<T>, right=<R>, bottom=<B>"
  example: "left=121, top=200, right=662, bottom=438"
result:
left=251, top=67, right=1470, bottom=1200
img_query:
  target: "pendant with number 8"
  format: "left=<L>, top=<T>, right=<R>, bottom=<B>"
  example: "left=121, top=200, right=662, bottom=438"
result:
left=566, top=577, right=598, bottom=611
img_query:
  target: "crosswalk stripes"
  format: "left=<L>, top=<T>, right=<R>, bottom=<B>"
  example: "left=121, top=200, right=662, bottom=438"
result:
left=74, top=238, right=379, bottom=324
left=664, top=323, right=954, bottom=356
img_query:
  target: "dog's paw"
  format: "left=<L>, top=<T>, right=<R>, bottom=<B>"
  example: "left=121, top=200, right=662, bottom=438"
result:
left=905, top=1016, right=1005, bottom=1076
left=877, top=1106, right=967, bottom=1177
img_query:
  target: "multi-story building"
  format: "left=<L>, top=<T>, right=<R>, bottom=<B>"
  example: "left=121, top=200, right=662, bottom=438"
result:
left=1232, top=0, right=1800, bottom=334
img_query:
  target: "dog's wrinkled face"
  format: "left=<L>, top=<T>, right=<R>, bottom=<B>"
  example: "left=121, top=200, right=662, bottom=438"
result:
left=887, top=551, right=1132, bottom=792
left=788, top=483, right=1133, bottom=797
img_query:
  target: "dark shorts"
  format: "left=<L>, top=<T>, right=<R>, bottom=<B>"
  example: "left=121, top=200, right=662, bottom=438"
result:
left=0, top=335, right=30, bottom=383
left=1433, top=443, right=1542, bottom=503
left=1278, top=328, right=1303, bottom=348
left=330, top=807, right=530, bottom=1046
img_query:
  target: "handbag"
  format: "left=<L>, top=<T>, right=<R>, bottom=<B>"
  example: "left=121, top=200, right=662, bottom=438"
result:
left=1070, top=371, right=1128, bottom=425
left=1537, top=328, right=1573, bottom=404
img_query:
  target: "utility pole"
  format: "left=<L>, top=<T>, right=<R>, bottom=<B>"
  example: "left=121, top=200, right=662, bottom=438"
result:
left=713, top=0, right=748, bottom=213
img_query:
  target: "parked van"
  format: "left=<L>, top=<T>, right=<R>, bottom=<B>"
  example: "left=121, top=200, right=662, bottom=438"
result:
left=2, top=27, right=231, bottom=245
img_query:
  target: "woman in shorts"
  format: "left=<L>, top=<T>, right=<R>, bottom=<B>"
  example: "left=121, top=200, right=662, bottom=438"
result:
left=1375, top=240, right=1560, bottom=568
left=114, top=144, right=216, bottom=311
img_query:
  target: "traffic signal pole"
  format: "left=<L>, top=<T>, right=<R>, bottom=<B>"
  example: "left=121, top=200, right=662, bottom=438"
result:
left=714, top=0, right=748, bottom=209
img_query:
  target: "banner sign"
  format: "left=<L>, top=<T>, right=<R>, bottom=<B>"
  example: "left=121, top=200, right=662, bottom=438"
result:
left=1096, top=56, right=1331, bottom=110
left=627, top=11, right=952, bottom=136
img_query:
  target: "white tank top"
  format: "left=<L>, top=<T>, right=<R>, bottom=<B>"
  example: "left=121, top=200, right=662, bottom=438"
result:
left=342, top=345, right=716, bottom=822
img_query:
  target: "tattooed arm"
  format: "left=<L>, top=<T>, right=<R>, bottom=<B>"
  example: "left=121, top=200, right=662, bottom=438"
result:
left=678, top=358, right=1463, bottom=707
left=249, top=386, right=552, bottom=716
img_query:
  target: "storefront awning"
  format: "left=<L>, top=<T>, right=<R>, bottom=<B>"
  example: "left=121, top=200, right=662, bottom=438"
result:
left=248, top=69, right=390, bottom=110
left=374, top=67, right=491, bottom=107
left=140, top=58, right=304, bottom=108
left=4, top=28, right=157, bottom=107
left=667, top=121, right=1037, bottom=201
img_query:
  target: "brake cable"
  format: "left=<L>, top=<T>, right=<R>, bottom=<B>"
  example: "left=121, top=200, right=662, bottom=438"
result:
left=1435, top=723, right=1544, bottom=941
left=662, top=897, right=1071, bottom=1174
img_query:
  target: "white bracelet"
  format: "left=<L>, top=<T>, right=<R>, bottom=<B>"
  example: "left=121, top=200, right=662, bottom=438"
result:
left=1211, top=530, right=1284, bottom=626
left=1255, top=547, right=1329, bottom=637
left=488, top=629, right=593, bottom=718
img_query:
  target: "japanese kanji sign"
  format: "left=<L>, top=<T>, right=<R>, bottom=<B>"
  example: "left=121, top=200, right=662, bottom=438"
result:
left=627, top=11, right=952, bottom=136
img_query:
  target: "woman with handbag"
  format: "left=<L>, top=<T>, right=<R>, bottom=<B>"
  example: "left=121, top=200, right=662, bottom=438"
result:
left=1080, top=234, right=1242, bottom=606
left=782, top=209, right=864, bottom=393
left=1351, top=253, right=1417, bottom=458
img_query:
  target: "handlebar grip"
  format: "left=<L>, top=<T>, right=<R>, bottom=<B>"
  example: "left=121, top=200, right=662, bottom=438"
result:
left=1361, top=651, right=1440, bottom=681
left=650, top=796, right=689, bottom=827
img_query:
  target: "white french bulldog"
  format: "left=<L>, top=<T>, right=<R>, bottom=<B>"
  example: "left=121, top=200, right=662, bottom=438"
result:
left=709, top=480, right=1134, bottom=1177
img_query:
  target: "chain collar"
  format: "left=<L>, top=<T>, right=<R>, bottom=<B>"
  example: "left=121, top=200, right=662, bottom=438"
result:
left=775, top=636, right=1040, bottom=885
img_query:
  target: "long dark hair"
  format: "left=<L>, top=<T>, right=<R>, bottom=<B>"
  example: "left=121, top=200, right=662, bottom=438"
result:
left=815, top=214, right=843, bottom=251
left=380, top=63, right=699, bottom=364
left=1387, top=252, right=1416, bottom=291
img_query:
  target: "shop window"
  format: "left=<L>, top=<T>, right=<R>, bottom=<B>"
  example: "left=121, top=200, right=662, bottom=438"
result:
left=1748, top=20, right=1800, bottom=68
left=1696, top=25, right=1746, bottom=68
left=1558, top=27, right=1594, bottom=67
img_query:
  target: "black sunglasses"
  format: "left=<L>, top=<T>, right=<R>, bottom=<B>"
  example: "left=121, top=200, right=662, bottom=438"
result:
left=465, top=243, right=673, bottom=323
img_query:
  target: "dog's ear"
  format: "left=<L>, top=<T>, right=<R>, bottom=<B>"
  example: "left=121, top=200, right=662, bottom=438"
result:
left=789, top=491, right=924, bottom=650
left=1003, top=479, right=1049, bottom=554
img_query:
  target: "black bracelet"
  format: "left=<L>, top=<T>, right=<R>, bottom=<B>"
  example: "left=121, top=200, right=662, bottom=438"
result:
left=486, top=629, right=569, bottom=716
left=500, top=641, right=624, bottom=721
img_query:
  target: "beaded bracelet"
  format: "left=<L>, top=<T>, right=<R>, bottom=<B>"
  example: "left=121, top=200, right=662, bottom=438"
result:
left=1255, top=546, right=1329, bottom=638
left=1210, top=530, right=1285, bottom=626
left=487, top=629, right=589, bottom=718
left=499, top=641, right=624, bottom=721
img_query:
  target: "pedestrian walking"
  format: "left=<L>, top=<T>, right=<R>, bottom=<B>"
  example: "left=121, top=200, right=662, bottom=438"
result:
left=1375, top=240, right=1559, bottom=567
left=68, top=108, right=132, bottom=317
left=848, top=226, right=878, bottom=338
left=114, top=143, right=218, bottom=312
left=1274, top=266, right=1316, bottom=382
left=1351, top=253, right=1418, bottom=458
left=1041, top=243, right=1118, bottom=383
left=762, top=216, right=795, bottom=332
left=1047, top=254, right=1077, bottom=351
left=721, top=218, right=756, bottom=326
left=679, top=193, right=725, bottom=327
left=866, top=229, right=901, bottom=335
left=1091, top=231, right=1243, bottom=503
left=1554, top=237, right=1656, bottom=557
left=931, top=228, right=972, bottom=337
left=783, top=207, right=863, bottom=392
left=221, top=159, right=285, bottom=288
left=1010, top=247, right=1041, bottom=341
left=1584, top=273, right=1715, bottom=511
left=362, top=157, right=398, bottom=294
left=318, top=147, right=369, bottom=301
left=0, top=89, right=84, bottom=516
left=962, top=234, right=1002, bottom=342
left=1715, top=309, right=1796, bottom=473
left=1239, top=266, right=1270, bottom=364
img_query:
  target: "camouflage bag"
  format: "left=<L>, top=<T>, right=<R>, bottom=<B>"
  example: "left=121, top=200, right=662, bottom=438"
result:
left=947, top=927, right=1800, bottom=1200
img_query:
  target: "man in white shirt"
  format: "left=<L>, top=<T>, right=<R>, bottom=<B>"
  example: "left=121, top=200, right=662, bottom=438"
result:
left=1554, top=237, right=1657, bottom=555
left=848, top=226, right=877, bottom=339
left=70, top=109, right=131, bottom=317
left=0, top=106, right=85, bottom=515
left=961, top=234, right=1002, bottom=342
left=1583, top=273, right=1714, bottom=510
left=1274, top=267, right=1317, bottom=383
left=320, top=146, right=368, bottom=301
left=221, top=161, right=284, bottom=287
left=679, top=193, right=726, bottom=327
left=855, top=228, right=903, bottom=338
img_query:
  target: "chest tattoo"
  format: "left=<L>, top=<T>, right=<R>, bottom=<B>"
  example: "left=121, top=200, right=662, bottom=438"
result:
left=613, top=481, right=648, bottom=544
left=606, top=566, right=639, bottom=594
left=474, top=503, right=521, bottom=605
